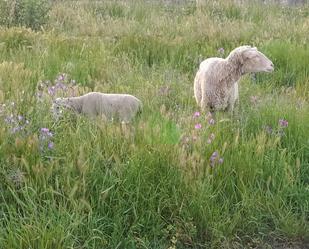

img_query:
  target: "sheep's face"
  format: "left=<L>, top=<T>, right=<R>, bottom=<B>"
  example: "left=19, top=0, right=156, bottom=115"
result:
left=242, top=49, right=274, bottom=74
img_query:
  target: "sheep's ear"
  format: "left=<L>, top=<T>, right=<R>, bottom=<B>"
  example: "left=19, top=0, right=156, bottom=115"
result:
left=243, top=49, right=258, bottom=59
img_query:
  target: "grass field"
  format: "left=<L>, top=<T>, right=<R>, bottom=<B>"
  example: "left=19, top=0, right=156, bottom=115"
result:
left=0, top=0, right=308, bottom=248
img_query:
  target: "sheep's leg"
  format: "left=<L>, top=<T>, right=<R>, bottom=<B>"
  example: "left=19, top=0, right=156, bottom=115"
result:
left=227, top=82, right=239, bottom=114
left=226, top=82, right=240, bottom=120
left=194, top=70, right=202, bottom=106
left=233, top=82, right=240, bottom=117
left=200, top=77, right=210, bottom=112
left=200, top=98, right=208, bottom=112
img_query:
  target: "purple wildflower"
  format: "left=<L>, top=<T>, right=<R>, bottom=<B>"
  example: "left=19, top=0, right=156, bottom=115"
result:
left=5, top=114, right=15, bottom=124
left=40, top=128, right=53, bottom=138
left=57, top=73, right=66, bottom=82
left=278, top=119, right=288, bottom=128
left=195, top=123, right=202, bottom=129
left=208, top=118, right=215, bottom=125
left=48, top=86, right=56, bottom=96
left=48, top=141, right=54, bottom=149
left=210, top=151, right=218, bottom=167
left=218, top=47, right=225, bottom=54
left=10, top=126, right=20, bottom=134
left=2, top=112, right=30, bottom=135
left=55, top=82, right=67, bottom=90
left=39, top=127, right=54, bottom=152
left=41, top=128, right=50, bottom=133
left=211, top=151, right=218, bottom=158
left=193, top=111, right=200, bottom=118
left=209, top=151, right=223, bottom=167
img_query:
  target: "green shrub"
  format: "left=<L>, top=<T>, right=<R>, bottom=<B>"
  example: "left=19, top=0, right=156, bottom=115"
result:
left=0, top=0, right=51, bottom=30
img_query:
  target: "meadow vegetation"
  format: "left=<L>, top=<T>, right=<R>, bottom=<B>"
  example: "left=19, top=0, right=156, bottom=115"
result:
left=0, top=0, right=308, bottom=248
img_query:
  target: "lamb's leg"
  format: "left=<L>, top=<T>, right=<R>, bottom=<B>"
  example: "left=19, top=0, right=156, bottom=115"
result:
left=100, top=114, right=108, bottom=122
left=118, top=106, right=133, bottom=124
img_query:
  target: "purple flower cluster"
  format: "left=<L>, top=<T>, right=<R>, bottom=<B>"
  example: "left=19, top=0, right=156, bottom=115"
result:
left=209, top=151, right=224, bottom=167
left=195, top=123, right=202, bottom=129
left=193, top=111, right=200, bottom=118
left=39, top=127, right=54, bottom=150
left=264, top=118, right=289, bottom=137
left=206, top=112, right=215, bottom=125
left=2, top=108, right=30, bottom=134
left=193, top=111, right=215, bottom=130
left=278, top=119, right=288, bottom=128
left=208, top=118, right=215, bottom=125
left=181, top=111, right=217, bottom=148
left=37, top=73, right=77, bottom=101
left=218, top=47, right=225, bottom=57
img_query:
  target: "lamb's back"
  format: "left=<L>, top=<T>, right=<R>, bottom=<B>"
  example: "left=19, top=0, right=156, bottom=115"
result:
left=82, top=92, right=141, bottom=118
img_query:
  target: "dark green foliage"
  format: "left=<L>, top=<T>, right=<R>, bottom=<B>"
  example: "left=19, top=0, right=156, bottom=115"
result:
left=0, top=0, right=51, bottom=30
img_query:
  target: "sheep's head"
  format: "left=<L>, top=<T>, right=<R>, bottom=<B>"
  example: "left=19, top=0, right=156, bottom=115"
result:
left=241, top=47, right=274, bottom=74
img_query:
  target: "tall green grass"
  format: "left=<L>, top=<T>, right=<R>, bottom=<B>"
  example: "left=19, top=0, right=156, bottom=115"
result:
left=0, top=1, right=308, bottom=248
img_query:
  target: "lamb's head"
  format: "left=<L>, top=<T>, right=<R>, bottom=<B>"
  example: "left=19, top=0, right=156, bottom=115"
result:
left=240, top=46, right=274, bottom=74
left=51, top=97, right=72, bottom=120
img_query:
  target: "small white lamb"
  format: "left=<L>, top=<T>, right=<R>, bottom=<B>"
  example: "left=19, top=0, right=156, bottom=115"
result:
left=194, top=45, right=274, bottom=112
left=52, top=92, right=142, bottom=123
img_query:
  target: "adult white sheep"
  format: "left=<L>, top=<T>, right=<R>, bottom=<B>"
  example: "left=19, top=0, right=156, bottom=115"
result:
left=194, top=45, right=274, bottom=112
left=52, top=92, right=142, bottom=123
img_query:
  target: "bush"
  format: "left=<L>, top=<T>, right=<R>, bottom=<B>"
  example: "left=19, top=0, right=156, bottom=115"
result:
left=0, top=0, right=51, bottom=31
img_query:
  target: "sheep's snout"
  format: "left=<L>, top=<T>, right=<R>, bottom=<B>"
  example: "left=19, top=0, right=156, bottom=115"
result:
left=265, top=62, right=274, bottom=72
